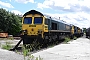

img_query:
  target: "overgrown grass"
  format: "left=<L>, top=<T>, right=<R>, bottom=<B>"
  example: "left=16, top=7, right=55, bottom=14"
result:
left=73, top=36, right=77, bottom=40
left=1, top=42, right=43, bottom=60
left=2, top=42, right=12, bottom=50
left=22, top=45, right=43, bottom=60
left=8, top=37, right=14, bottom=40
left=64, top=36, right=78, bottom=44
left=64, top=37, right=71, bottom=43
left=0, top=37, right=14, bottom=40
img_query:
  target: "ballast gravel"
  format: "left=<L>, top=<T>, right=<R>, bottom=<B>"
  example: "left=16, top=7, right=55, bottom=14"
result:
left=0, top=37, right=90, bottom=60
left=0, top=49, right=24, bottom=60
left=33, top=37, right=90, bottom=60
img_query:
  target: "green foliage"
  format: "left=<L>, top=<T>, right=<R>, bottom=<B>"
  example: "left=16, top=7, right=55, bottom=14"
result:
left=65, top=37, right=70, bottom=43
left=35, top=56, right=43, bottom=60
left=83, top=28, right=86, bottom=33
left=2, top=42, right=12, bottom=50
left=0, top=8, right=21, bottom=35
left=22, top=46, right=29, bottom=57
left=73, top=36, right=77, bottom=40
left=22, top=45, right=43, bottom=60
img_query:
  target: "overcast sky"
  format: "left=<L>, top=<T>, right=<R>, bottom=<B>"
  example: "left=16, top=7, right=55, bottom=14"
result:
left=0, top=0, right=90, bottom=28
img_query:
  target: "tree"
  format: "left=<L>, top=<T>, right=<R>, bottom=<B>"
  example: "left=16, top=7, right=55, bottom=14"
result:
left=83, top=28, right=86, bottom=33
left=0, top=8, right=21, bottom=36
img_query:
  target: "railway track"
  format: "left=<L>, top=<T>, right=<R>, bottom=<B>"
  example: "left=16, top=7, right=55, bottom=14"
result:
left=0, top=36, right=83, bottom=54
left=10, top=36, right=77, bottom=55
left=9, top=37, right=65, bottom=53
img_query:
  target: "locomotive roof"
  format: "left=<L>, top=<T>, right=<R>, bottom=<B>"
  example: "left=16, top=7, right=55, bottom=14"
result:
left=23, top=10, right=44, bottom=16
left=44, top=14, right=71, bottom=26
left=23, top=10, right=71, bottom=26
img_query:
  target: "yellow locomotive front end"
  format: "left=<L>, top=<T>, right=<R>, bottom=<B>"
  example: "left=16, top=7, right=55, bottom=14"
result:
left=21, top=10, right=48, bottom=44
left=71, top=25, right=74, bottom=35
left=77, top=27, right=81, bottom=34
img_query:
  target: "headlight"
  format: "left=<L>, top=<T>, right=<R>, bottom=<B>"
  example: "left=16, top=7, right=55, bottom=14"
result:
left=23, top=30, right=26, bottom=32
left=38, top=29, right=42, bottom=34
left=22, top=30, right=27, bottom=34
left=38, top=30, right=42, bottom=33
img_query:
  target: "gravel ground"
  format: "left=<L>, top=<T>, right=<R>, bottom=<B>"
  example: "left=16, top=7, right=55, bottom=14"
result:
left=0, top=39, right=24, bottom=60
left=0, top=49, right=24, bottom=60
left=0, top=36, right=90, bottom=60
left=0, top=39, right=23, bottom=48
left=33, top=37, right=90, bottom=60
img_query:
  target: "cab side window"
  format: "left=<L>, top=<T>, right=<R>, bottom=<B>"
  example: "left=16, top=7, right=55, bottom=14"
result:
left=45, top=18, right=48, bottom=25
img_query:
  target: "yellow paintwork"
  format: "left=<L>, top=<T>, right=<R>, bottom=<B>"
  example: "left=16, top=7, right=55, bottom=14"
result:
left=71, top=25, right=74, bottom=34
left=44, top=25, right=48, bottom=32
left=22, top=13, right=48, bottom=38
left=78, top=28, right=81, bottom=34
left=22, top=24, right=43, bottom=35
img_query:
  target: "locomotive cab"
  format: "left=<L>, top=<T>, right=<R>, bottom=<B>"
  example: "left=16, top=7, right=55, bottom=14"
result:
left=21, top=10, right=48, bottom=40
